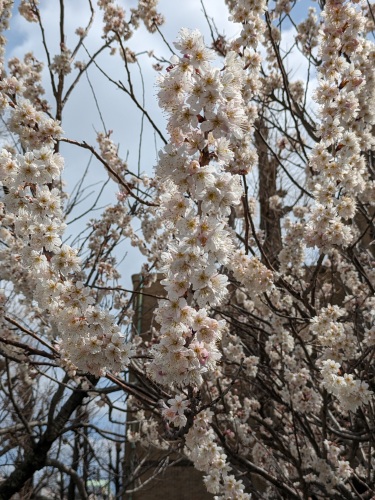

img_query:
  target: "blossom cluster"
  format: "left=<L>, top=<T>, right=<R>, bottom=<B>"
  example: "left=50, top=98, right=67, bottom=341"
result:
left=50, top=47, right=72, bottom=76
left=150, top=29, right=243, bottom=385
left=98, top=0, right=163, bottom=41
left=226, top=0, right=267, bottom=53
left=0, top=0, right=14, bottom=64
left=306, top=0, right=374, bottom=249
left=18, top=0, right=39, bottom=23
left=0, top=69, right=135, bottom=376
left=310, top=305, right=358, bottom=361
left=320, top=359, right=372, bottom=412
left=278, top=209, right=307, bottom=278
left=148, top=0, right=270, bottom=388
left=296, top=7, right=320, bottom=57
left=185, top=410, right=250, bottom=500
left=161, top=394, right=189, bottom=428
left=296, top=439, right=353, bottom=493
left=8, top=52, right=48, bottom=111
left=150, top=297, right=225, bottom=387
left=0, top=94, right=62, bottom=149
left=98, top=0, right=132, bottom=40
left=147, top=28, right=247, bottom=387
left=130, top=0, right=164, bottom=33
left=230, top=250, right=273, bottom=297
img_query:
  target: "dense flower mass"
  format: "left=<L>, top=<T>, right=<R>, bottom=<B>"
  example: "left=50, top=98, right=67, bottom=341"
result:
left=185, top=409, right=251, bottom=500
left=0, top=1, right=374, bottom=499
left=306, top=0, right=375, bottom=249
left=148, top=16, right=270, bottom=395
left=0, top=62, right=135, bottom=376
left=0, top=141, right=135, bottom=374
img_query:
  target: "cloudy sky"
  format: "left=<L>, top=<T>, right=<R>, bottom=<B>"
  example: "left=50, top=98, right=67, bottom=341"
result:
left=5, top=0, right=318, bottom=287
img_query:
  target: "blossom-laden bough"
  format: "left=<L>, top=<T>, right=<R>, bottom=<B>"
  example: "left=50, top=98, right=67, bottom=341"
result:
left=0, top=0, right=374, bottom=499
